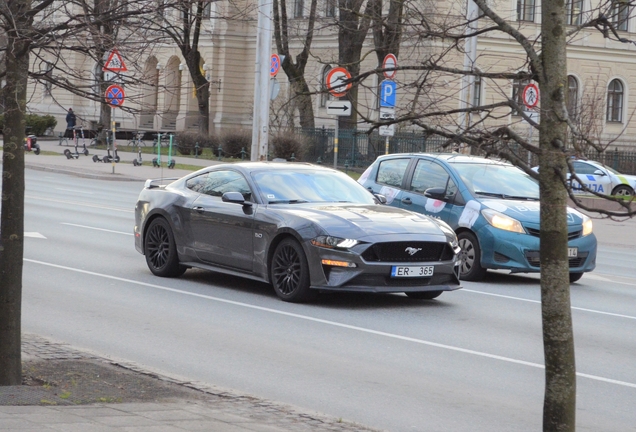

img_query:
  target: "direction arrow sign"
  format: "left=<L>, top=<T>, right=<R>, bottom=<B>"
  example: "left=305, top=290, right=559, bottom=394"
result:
left=105, top=84, right=125, bottom=107
left=326, top=100, right=352, bottom=116
left=103, top=49, right=127, bottom=72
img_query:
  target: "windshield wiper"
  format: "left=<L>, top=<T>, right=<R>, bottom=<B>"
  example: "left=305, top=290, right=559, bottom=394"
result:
left=268, top=199, right=309, bottom=204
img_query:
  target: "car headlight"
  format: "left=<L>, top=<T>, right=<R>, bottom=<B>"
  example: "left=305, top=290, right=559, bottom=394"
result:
left=311, top=236, right=359, bottom=249
left=481, top=208, right=525, bottom=234
left=432, top=219, right=460, bottom=251
left=582, top=215, right=593, bottom=237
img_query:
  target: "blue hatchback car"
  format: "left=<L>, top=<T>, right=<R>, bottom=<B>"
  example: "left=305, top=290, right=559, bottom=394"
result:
left=359, top=154, right=597, bottom=282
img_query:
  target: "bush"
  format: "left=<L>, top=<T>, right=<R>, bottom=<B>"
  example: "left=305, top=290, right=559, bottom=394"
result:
left=174, top=132, right=220, bottom=156
left=26, top=114, right=57, bottom=136
left=270, top=132, right=307, bottom=161
left=220, top=129, right=251, bottom=159
left=0, top=113, right=57, bottom=136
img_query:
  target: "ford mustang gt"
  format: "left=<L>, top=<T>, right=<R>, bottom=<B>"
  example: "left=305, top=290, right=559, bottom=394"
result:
left=134, top=162, right=461, bottom=302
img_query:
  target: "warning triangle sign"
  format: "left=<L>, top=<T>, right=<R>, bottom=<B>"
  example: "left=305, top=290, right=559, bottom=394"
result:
left=103, top=49, right=128, bottom=72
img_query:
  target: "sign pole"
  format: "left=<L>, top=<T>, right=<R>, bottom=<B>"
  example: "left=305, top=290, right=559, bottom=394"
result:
left=333, top=119, right=339, bottom=169
left=111, top=107, right=116, bottom=174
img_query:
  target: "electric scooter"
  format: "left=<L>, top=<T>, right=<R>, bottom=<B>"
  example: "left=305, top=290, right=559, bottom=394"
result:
left=24, top=135, right=41, bottom=155
left=64, top=128, right=90, bottom=159
left=132, top=137, right=143, bottom=166
left=92, top=132, right=120, bottom=163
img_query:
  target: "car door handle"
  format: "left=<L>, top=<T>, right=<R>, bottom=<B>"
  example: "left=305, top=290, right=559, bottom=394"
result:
left=401, top=197, right=412, bottom=205
left=193, top=206, right=205, bottom=213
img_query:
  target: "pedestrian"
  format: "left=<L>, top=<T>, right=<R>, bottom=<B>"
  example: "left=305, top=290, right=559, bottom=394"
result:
left=65, top=108, right=76, bottom=138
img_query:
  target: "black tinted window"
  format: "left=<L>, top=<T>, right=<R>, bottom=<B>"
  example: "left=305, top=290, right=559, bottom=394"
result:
left=410, top=160, right=453, bottom=193
left=187, top=171, right=252, bottom=201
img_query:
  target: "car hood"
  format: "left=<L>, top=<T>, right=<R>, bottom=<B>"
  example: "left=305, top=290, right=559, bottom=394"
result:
left=479, top=199, right=586, bottom=225
left=277, top=203, right=446, bottom=238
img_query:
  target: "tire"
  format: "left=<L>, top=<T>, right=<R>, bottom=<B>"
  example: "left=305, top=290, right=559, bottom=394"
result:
left=33, top=145, right=40, bottom=155
left=611, top=185, right=633, bottom=197
left=270, top=238, right=316, bottom=302
left=83, top=149, right=89, bottom=156
left=103, top=155, right=111, bottom=163
left=92, top=155, right=99, bottom=163
left=114, top=155, right=121, bottom=163
left=569, top=272, right=583, bottom=283
left=64, top=149, right=72, bottom=159
left=405, top=290, right=443, bottom=300
left=144, top=218, right=186, bottom=278
left=457, top=231, right=487, bottom=281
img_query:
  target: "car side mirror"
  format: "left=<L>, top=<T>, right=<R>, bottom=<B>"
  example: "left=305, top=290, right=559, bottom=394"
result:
left=424, top=187, right=447, bottom=201
left=373, top=193, right=387, bottom=204
left=593, top=169, right=606, bottom=176
left=222, top=191, right=252, bottom=206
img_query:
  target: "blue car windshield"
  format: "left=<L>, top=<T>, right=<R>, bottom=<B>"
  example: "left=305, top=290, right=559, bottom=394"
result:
left=252, top=169, right=377, bottom=204
left=451, top=162, right=540, bottom=200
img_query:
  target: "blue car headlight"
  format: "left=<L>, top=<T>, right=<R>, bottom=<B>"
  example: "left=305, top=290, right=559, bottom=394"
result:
left=582, top=215, right=593, bottom=237
left=311, top=236, right=359, bottom=249
left=481, top=208, right=526, bottom=234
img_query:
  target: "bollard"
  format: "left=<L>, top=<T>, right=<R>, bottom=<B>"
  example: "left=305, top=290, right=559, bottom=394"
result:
left=317, top=157, right=322, bottom=165
left=345, top=160, right=349, bottom=173
left=290, top=153, right=296, bottom=162
left=218, top=145, right=223, bottom=161
left=195, top=142, right=200, bottom=158
left=241, top=147, right=246, bottom=160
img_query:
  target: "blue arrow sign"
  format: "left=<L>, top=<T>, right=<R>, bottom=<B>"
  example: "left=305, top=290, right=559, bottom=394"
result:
left=380, top=80, right=397, bottom=108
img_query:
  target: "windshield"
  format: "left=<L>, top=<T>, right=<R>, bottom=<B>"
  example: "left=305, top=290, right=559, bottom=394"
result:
left=252, top=169, right=377, bottom=204
left=452, top=162, right=539, bottom=199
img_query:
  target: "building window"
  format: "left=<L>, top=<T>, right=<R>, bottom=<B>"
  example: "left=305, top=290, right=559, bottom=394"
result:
left=44, top=62, right=53, bottom=97
left=320, top=65, right=332, bottom=107
left=517, top=0, right=535, bottom=22
left=294, top=0, right=304, bottom=18
left=567, top=76, right=578, bottom=120
left=611, top=1, right=629, bottom=31
left=472, top=74, right=482, bottom=107
left=606, top=79, right=624, bottom=122
left=202, top=1, right=212, bottom=18
left=325, top=0, right=336, bottom=17
left=566, top=0, right=583, bottom=25
left=512, top=78, right=530, bottom=116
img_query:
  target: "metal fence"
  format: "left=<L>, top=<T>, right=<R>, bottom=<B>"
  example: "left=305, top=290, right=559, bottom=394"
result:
left=288, top=127, right=636, bottom=175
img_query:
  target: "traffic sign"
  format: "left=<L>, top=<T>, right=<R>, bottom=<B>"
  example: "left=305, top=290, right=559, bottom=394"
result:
left=382, top=54, right=398, bottom=79
left=326, top=67, right=352, bottom=98
left=522, top=83, right=539, bottom=108
left=380, top=80, right=397, bottom=107
left=379, top=107, right=395, bottom=121
left=326, top=100, right=352, bottom=116
left=105, top=84, right=125, bottom=107
left=103, top=49, right=127, bottom=72
left=270, top=54, right=281, bottom=77
left=379, top=124, right=395, bottom=137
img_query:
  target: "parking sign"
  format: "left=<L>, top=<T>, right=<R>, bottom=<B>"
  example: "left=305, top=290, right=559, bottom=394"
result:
left=380, top=80, right=397, bottom=107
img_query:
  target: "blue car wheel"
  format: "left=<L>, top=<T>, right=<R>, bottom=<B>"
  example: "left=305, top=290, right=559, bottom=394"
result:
left=457, top=231, right=487, bottom=281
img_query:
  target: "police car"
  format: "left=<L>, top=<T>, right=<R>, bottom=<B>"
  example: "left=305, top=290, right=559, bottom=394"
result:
left=565, top=159, right=636, bottom=196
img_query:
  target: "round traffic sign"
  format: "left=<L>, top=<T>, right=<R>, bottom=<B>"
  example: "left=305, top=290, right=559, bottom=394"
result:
left=326, top=67, right=352, bottom=98
left=270, top=54, right=281, bottom=77
left=522, top=83, right=539, bottom=109
left=105, top=84, right=125, bottom=107
left=382, top=54, right=398, bottom=79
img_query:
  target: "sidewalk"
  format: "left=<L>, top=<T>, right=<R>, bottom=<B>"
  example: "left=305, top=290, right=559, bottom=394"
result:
left=0, top=334, right=380, bottom=432
left=23, top=137, right=219, bottom=182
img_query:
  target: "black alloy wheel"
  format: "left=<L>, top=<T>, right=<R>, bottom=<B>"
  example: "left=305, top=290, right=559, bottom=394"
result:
left=405, top=290, right=443, bottom=300
left=144, top=218, right=186, bottom=277
left=271, top=238, right=315, bottom=302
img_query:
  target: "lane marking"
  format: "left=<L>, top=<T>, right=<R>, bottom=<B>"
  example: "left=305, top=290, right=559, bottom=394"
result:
left=61, top=223, right=133, bottom=236
left=56, top=188, right=94, bottom=195
left=25, top=194, right=133, bottom=213
left=462, top=289, right=636, bottom=320
left=23, top=258, right=636, bottom=390
left=25, top=232, right=46, bottom=239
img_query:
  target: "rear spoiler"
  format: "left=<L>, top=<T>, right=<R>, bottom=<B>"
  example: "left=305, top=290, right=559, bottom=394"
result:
left=144, top=178, right=179, bottom=189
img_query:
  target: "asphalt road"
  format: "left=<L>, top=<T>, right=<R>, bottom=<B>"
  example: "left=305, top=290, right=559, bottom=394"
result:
left=16, top=169, right=636, bottom=431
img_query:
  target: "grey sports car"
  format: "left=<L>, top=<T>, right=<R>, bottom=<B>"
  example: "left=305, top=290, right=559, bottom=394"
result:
left=134, top=162, right=462, bottom=302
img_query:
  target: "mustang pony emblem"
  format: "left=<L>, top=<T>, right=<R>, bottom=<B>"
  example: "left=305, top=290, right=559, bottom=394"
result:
left=405, top=247, right=422, bottom=256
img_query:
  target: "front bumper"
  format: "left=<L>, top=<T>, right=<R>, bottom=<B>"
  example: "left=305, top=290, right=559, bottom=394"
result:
left=475, top=224, right=597, bottom=274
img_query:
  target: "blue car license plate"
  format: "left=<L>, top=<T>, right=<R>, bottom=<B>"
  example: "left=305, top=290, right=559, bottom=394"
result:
left=391, top=266, right=434, bottom=278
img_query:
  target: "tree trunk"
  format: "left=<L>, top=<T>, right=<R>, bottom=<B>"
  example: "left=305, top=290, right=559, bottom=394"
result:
left=289, top=74, right=315, bottom=130
left=0, top=0, right=30, bottom=386
left=193, top=75, right=210, bottom=135
left=538, top=0, right=576, bottom=429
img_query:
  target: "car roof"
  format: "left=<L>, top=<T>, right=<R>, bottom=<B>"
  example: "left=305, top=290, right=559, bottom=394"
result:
left=376, top=153, right=511, bottom=166
left=207, top=161, right=340, bottom=174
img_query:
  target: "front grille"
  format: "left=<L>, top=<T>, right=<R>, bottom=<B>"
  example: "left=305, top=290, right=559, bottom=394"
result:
left=361, top=242, right=453, bottom=263
left=343, top=273, right=456, bottom=288
left=525, top=251, right=588, bottom=268
left=525, top=227, right=582, bottom=241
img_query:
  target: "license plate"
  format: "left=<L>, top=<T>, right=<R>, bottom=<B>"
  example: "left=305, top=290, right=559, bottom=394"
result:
left=391, top=266, right=434, bottom=278
left=568, top=248, right=578, bottom=258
